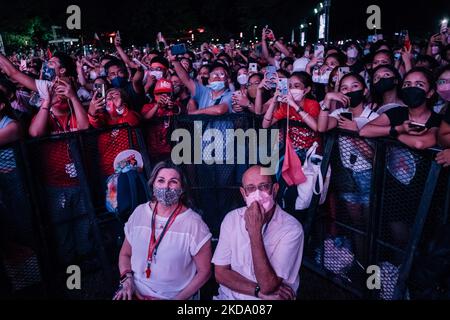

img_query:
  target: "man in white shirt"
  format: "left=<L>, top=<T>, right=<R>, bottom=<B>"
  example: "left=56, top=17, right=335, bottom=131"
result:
left=212, top=165, right=304, bottom=300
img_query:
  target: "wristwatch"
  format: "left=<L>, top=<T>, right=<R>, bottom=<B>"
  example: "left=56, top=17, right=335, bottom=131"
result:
left=389, top=125, right=399, bottom=138
left=254, top=284, right=261, bottom=298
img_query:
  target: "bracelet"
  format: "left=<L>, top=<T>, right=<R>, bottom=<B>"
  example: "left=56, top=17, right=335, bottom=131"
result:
left=120, top=269, right=134, bottom=281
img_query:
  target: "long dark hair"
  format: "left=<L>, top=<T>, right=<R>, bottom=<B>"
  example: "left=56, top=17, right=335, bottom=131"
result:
left=147, top=160, right=194, bottom=208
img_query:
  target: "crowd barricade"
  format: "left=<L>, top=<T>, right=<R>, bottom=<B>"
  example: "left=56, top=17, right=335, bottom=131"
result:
left=0, top=114, right=448, bottom=299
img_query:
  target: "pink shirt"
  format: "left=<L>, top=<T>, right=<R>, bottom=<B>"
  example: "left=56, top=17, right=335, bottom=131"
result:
left=212, top=205, right=304, bottom=300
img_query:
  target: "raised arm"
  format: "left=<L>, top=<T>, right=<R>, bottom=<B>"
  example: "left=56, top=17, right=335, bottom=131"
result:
left=167, top=50, right=196, bottom=96
left=0, top=53, right=38, bottom=92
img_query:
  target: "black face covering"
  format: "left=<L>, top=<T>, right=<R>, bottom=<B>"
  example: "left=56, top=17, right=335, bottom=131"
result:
left=373, top=77, right=397, bottom=95
left=345, top=89, right=365, bottom=108
left=201, top=77, right=209, bottom=86
left=401, top=87, right=427, bottom=108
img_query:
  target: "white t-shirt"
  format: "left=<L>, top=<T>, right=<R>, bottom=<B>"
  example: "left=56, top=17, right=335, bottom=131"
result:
left=212, top=205, right=304, bottom=300
left=124, top=203, right=212, bottom=299
left=330, top=106, right=379, bottom=172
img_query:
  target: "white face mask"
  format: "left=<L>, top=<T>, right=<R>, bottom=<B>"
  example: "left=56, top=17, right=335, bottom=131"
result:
left=150, top=70, right=164, bottom=80
left=304, top=50, right=310, bottom=57
left=347, top=48, right=358, bottom=59
left=89, top=71, right=98, bottom=80
left=237, top=74, right=248, bottom=85
left=290, top=88, right=305, bottom=101
left=245, top=189, right=275, bottom=214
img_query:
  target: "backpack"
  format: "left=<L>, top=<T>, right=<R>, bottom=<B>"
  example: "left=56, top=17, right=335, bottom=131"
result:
left=295, top=142, right=331, bottom=210
left=106, top=150, right=150, bottom=221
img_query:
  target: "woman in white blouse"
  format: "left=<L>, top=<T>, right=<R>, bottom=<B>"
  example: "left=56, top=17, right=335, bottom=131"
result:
left=113, top=161, right=212, bottom=300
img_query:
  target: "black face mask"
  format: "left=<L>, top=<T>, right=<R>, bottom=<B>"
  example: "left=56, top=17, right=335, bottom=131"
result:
left=346, top=89, right=365, bottom=108
left=201, top=77, right=209, bottom=86
left=401, top=87, right=427, bottom=108
left=373, top=77, right=397, bottom=95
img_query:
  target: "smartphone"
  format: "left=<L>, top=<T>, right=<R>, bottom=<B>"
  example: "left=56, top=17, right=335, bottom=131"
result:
left=408, top=122, right=426, bottom=131
left=337, top=67, right=350, bottom=83
left=94, top=83, right=106, bottom=99
left=314, top=44, right=324, bottom=59
left=277, top=78, right=289, bottom=101
left=340, top=112, right=353, bottom=121
left=249, top=63, right=258, bottom=73
left=266, top=65, right=277, bottom=88
left=132, top=58, right=148, bottom=70
left=171, top=43, right=187, bottom=56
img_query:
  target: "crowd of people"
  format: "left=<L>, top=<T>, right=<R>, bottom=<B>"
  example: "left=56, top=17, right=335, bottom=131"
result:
left=0, top=23, right=450, bottom=300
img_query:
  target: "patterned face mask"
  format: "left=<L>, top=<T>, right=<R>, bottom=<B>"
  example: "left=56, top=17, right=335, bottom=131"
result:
left=153, top=187, right=183, bottom=206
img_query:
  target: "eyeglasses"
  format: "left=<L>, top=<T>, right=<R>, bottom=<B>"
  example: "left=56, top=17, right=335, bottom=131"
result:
left=243, top=183, right=273, bottom=194
left=247, top=82, right=260, bottom=87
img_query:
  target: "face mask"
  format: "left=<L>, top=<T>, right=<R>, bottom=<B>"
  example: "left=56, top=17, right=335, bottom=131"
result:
left=89, top=71, right=98, bottom=81
left=111, top=76, right=128, bottom=88
left=431, top=46, right=440, bottom=56
left=154, top=187, right=183, bottom=206
left=437, top=83, right=450, bottom=101
left=42, top=64, right=56, bottom=81
left=347, top=48, right=358, bottom=59
left=237, top=74, right=248, bottom=85
left=245, top=189, right=275, bottom=214
left=394, top=53, right=402, bottom=61
left=100, top=69, right=107, bottom=77
left=304, top=50, right=310, bottom=57
left=401, top=87, right=427, bottom=108
left=290, top=88, right=304, bottom=101
left=345, top=89, right=365, bottom=108
left=373, top=77, right=397, bottom=95
left=207, top=81, right=226, bottom=91
left=150, top=71, right=164, bottom=80
left=363, top=49, right=370, bottom=56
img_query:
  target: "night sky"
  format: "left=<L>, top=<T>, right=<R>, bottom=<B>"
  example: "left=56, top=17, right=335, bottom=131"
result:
left=0, top=0, right=448, bottom=45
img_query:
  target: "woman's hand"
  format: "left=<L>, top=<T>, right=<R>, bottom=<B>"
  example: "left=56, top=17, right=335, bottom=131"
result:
left=54, top=79, right=76, bottom=100
left=258, top=77, right=272, bottom=91
left=232, top=91, right=250, bottom=108
left=338, top=116, right=358, bottom=131
left=400, top=120, right=429, bottom=136
left=113, top=277, right=136, bottom=300
left=324, top=92, right=350, bottom=107
left=88, top=94, right=105, bottom=116
left=436, top=149, right=450, bottom=167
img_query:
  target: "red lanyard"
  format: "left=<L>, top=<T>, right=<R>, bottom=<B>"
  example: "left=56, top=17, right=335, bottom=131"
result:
left=145, top=202, right=183, bottom=279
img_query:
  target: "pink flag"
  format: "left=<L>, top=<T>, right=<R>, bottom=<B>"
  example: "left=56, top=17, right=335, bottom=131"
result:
left=282, top=133, right=306, bottom=186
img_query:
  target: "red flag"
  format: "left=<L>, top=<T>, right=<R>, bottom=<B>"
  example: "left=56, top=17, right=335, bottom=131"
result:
left=47, top=48, right=52, bottom=59
left=282, top=133, right=306, bottom=186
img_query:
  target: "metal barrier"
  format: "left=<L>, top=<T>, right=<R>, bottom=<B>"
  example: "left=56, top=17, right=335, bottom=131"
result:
left=0, top=114, right=448, bottom=299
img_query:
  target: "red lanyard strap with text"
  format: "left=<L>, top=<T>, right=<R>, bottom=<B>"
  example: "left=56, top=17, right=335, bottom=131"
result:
left=145, top=202, right=183, bottom=278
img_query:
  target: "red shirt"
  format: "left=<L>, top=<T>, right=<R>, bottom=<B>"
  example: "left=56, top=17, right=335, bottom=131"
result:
left=273, top=98, right=321, bottom=151
left=31, top=111, right=80, bottom=187
left=88, top=110, right=141, bottom=176
left=141, top=103, right=180, bottom=160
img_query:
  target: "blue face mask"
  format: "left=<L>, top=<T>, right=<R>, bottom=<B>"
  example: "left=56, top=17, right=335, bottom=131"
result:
left=100, top=69, right=107, bottom=77
left=363, top=49, right=370, bottom=56
left=42, top=64, right=56, bottom=81
left=111, top=76, right=128, bottom=88
left=207, top=81, right=226, bottom=91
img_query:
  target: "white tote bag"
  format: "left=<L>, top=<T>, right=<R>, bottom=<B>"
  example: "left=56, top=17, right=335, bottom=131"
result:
left=295, top=142, right=331, bottom=210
